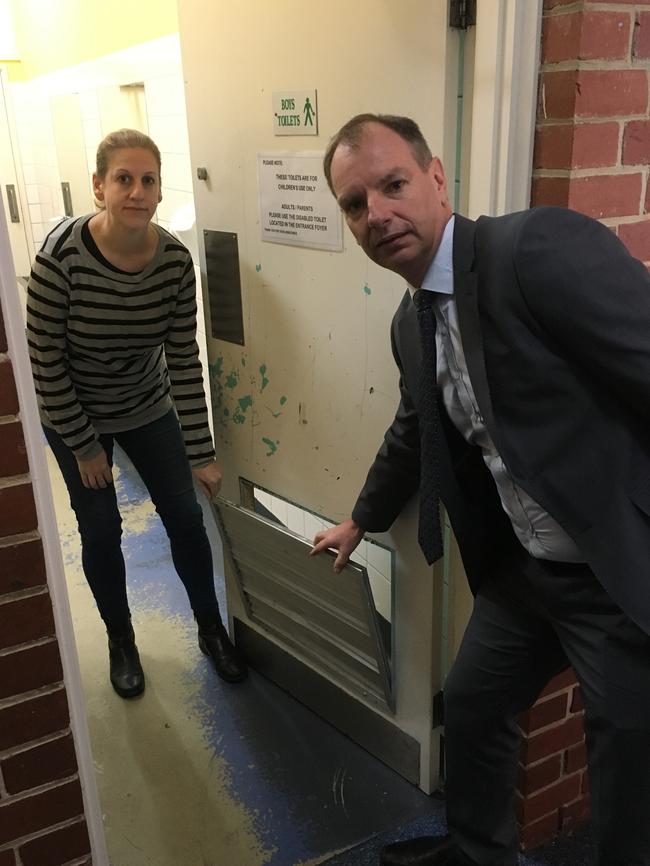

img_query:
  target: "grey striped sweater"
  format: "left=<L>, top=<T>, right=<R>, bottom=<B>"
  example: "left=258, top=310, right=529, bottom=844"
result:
left=27, top=215, right=215, bottom=466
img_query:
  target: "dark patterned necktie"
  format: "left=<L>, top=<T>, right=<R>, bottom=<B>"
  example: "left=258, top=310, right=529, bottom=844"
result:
left=413, top=289, right=444, bottom=564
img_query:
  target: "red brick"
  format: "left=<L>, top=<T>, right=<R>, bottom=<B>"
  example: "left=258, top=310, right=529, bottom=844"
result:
left=570, top=684, right=584, bottom=713
left=0, top=780, right=83, bottom=846
left=539, top=668, right=577, bottom=699
left=0, top=484, right=37, bottom=539
left=542, top=69, right=647, bottom=119
left=520, top=693, right=569, bottom=733
left=0, top=361, right=19, bottom=417
left=540, top=70, right=579, bottom=119
left=0, top=422, right=28, bottom=478
left=543, top=12, right=630, bottom=64
left=518, top=754, right=563, bottom=796
left=19, top=819, right=90, bottom=866
left=646, top=181, right=650, bottom=215
left=2, top=734, right=77, bottom=795
left=560, top=793, right=591, bottom=828
left=591, top=0, right=650, bottom=4
left=0, top=850, right=16, bottom=866
left=531, top=176, right=570, bottom=208
left=519, top=809, right=560, bottom=850
left=581, top=11, right=631, bottom=61
left=568, top=173, right=642, bottom=219
left=542, top=12, right=581, bottom=64
left=534, top=125, right=574, bottom=170
left=0, top=538, right=46, bottom=597
left=574, top=122, right=620, bottom=168
left=623, top=120, right=650, bottom=165
left=521, top=714, right=585, bottom=764
left=577, top=70, right=648, bottom=118
left=0, top=689, right=69, bottom=752
left=565, top=741, right=588, bottom=774
left=0, top=593, right=55, bottom=651
left=544, top=0, right=573, bottom=8
left=0, top=642, right=62, bottom=701
left=517, top=773, right=582, bottom=825
left=536, top=122, right=620, bottom=170
left=635, top=12, right=650, bottom=59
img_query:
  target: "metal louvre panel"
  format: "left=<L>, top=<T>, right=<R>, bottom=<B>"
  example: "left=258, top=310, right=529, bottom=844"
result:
left=214, top=498, right=393, bottom=710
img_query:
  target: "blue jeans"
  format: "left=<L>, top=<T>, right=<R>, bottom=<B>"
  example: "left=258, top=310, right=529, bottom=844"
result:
left=44, top=409, right=221, bottom=634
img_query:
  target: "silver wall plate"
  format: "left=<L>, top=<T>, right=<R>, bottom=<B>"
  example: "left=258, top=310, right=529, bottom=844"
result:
left=213, top=497, right=393, bottom=711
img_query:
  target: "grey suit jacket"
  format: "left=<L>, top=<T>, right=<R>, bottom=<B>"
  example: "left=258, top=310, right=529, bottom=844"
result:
left=352, top=206, right=650, bottom=634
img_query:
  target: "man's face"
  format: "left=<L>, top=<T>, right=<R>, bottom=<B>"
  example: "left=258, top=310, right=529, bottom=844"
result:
left=329, top=123, right=452, bottom=287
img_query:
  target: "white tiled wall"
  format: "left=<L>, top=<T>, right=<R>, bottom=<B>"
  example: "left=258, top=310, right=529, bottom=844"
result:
left=254, top=487, right=393, bottom=622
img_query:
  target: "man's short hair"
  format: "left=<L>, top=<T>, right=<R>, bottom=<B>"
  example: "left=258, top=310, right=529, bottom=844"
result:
left=323, top=113, right=433, bottom=194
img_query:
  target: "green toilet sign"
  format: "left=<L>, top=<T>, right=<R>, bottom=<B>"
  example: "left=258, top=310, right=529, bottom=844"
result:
left=273, top=90, right=318, bottom=136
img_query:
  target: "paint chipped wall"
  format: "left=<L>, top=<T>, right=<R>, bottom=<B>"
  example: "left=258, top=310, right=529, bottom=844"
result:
left=179, top=0, right=453, bottom=525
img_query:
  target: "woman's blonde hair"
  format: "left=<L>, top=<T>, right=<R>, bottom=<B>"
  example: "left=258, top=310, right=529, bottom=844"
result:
left=95, top=128, right=161, bottom=179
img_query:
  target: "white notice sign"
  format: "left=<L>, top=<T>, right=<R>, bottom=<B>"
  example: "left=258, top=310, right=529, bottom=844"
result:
left=258, top=152, right=343, bottom=252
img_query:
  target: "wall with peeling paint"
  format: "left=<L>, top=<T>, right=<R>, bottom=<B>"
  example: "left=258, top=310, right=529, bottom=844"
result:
left=177, top=0, right=459, bottom=792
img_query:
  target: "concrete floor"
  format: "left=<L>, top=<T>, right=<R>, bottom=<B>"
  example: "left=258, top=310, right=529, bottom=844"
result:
left=46, top=443, right=593, bottom=866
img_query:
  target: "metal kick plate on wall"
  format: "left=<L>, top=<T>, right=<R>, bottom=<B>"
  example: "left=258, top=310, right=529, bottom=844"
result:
left=213, top=497, right=393, bottom=711
left=204, top=229, right=245, bottom=346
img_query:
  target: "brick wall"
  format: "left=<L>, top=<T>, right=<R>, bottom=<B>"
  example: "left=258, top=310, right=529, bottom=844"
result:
left=517, top=0, right=650, bottom=849
left=0, top=306, right=92, bottom=865
left=533, top=0, right=650, bottom=258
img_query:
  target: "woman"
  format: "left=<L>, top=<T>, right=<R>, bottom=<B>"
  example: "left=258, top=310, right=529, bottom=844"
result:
left=27, top=128, right=246, bottom=697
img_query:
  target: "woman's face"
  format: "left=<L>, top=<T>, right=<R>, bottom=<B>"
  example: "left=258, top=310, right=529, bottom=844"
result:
left=93, top=147, right=162, bottom=229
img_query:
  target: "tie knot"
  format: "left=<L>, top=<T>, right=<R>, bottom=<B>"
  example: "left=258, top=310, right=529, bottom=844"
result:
left=413, top=289, right=434, bottom=312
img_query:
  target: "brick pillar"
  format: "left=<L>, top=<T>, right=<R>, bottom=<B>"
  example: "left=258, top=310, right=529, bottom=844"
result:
left=0, top=307, right=92, bottom=865
left=517, top=0, right=650, bottom=849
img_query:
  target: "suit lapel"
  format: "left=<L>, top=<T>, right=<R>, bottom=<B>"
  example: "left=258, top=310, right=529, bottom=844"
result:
left=452, top=215, right=501, bottom=448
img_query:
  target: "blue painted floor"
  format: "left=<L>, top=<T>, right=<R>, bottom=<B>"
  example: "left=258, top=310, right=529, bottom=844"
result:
left=52, top=442, right=593, bottom=865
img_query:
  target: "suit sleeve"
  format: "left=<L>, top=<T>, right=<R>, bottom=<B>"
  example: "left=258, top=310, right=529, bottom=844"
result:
left=514, top=207, right=650, bottom=419
left=351, top=320, right=421, bottom=532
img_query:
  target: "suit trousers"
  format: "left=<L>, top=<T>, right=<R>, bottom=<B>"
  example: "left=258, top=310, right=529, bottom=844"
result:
left=443, top=547, right=650, bottom=866
left=44, top=409, right=221, bottom=634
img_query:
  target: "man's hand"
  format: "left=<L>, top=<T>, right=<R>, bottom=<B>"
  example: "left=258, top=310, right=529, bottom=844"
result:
left=77, top=450, right=113, bottom=490
left=310, top=519, right=365, bottom=573
left=192, top=461, right=223, bottom=500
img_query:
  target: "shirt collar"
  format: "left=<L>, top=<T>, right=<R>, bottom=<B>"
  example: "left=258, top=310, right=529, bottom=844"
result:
left=408, top=214, right=455, bottom=298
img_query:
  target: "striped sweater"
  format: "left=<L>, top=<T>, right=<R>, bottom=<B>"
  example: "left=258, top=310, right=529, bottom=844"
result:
left=27, top=215, right=215, bottom=466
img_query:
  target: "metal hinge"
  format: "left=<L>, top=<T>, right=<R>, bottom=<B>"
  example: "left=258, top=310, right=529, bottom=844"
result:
left=449, top=0, right=477, bottom=30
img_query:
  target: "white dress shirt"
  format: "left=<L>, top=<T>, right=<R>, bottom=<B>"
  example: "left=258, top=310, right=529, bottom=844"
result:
left=410, top=216, right=583, bottom=562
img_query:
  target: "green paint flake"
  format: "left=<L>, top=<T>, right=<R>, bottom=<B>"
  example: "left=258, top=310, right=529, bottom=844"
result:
left=363, top=283, right=372, bottom=295
left=279, top=395, right=287, bottom=406
left=225, top=371, right=239, bottom=389
left=233, top=412, right=246, bottom=425
left=209, top=356, right=224, bottom=378
left=238, top=395, right=253, bottom=412
left=259, top=363, right=269, bottom=391
left=241, top=358, right=246, bottom=367
left=262, top=437, right=278, bottom=456
left=255, top=263, right=262, bottom=272
left=223, top=408, right=230, bottom=417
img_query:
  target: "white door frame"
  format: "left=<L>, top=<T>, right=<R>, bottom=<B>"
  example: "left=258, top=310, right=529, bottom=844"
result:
left=0, top=196, right=109, bottom=865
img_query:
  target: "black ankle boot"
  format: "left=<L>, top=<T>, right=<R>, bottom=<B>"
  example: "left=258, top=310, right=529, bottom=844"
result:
left=108, top=626, right=145, bottom=698
left=198, top=622, right=248, bottom=683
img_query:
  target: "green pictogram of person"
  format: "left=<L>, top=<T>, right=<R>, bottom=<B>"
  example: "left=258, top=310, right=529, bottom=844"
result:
left=303, top=97, right=315, bottom=127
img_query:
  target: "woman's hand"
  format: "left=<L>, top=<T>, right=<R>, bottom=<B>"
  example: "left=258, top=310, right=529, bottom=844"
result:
left=192, top=461, right=223, bottom=500
left=77, top=450, right=113, bottom=489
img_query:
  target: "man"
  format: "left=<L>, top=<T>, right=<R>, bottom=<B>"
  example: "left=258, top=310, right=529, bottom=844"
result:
left=311, top=113, right=650, bottom=866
